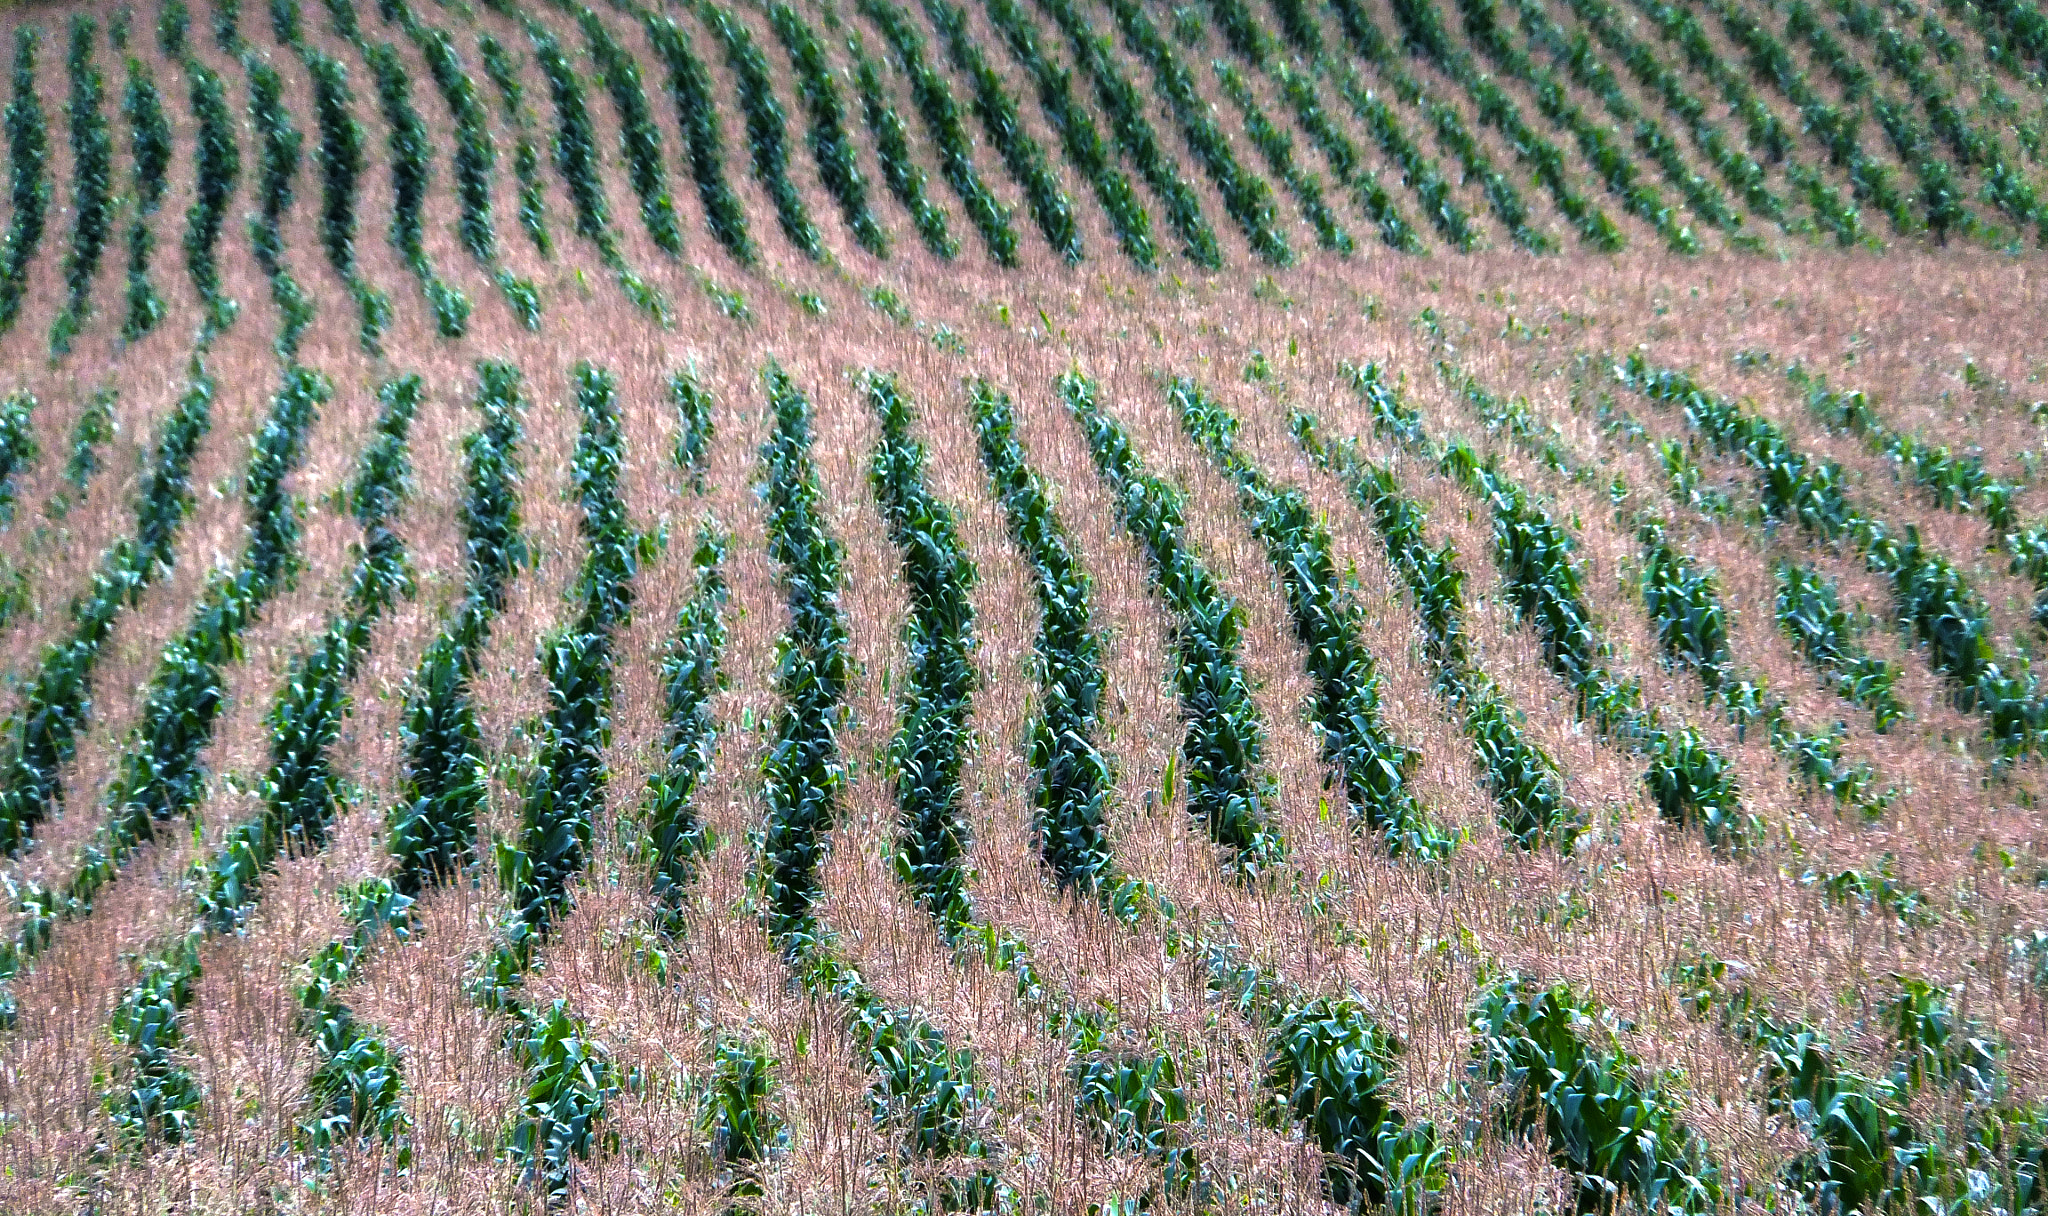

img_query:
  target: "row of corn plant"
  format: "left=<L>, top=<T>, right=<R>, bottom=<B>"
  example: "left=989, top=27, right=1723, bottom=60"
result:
left=0, top=362, right=326, bottom=1012
left=1326, top=0, right=1549, bottom=252
left=635, top=528, right=725, bottom=930
left=0, top=29, right=48, bottom=336
left=1063, top=371, right=1286, bottom=878
left=101, top=375, right=421, bottom=1147
left=1291, top=412, right=1577, bottom=848
left=1105, top=0, right=1291, bottom=263
left=245, top=57, right=317, bottom=358
left=641, top=9, right=754, bottom=262
left=1709, top=0, right=1917, bottom=234
left=982, top=0, right=1155, bottom=265
left=1358, top=362, right=1755, bottom=848
left=304, top=49, right=394, bottom=350
left=1262, top=55, right=1427, bottom=253
left=526, top=17, right=667, bottom=320
left=1175, top=380, right=1452, bottom=857
left=575, top=4, right=684, bottom=255
left=1562, top=0, right=1788, bottom=230
left=1618, top=353, right=2048, bottom=755
left=480, top=34, right=555, bottom=258
left=1677, top=953, right=2048, bottom=1209
left=1213, top=60, right=1352, bottom=252
left=851, top=38, right=957, bottom=257
left=771, top=3, right=888, bottom=256
left=58, top=386, right=115, bottom=504
left=194, top=376, right=421, bottom=927
left=0, top=369, right=210, bottom=866
left=1457, top=0, right=1699, bottom=252
left=118, top=31, right=171, bottom=340
left=468, top=363, right=647, bottom=1206
left=859, top=0, right=1020, bottom=265
left=1031, top=0, right=1221, bottom=266
left=0, top=393, right=34, bottom=520
left=1470, top=972, right=1725, bottom=1210
left=878, top=373, right=1210, bottom=1199
left=401, top=8, right=542, bottom=326
left=297, top=362, right=529, bottom=1166
left=922, top=0, right=1082, bottom=261
left=1449, top=360, right=1886, bottom=805
left=1390, top=0, right=1625, bottom=250
left=364, top=41, right=471, bottom=336
left=1774, top=559, right=1909, bottom=729
left=51, top=16, right=114, bottom=353
left=758, top=363, right=998, bottom=1202
left=1511, top=0, right=1746, bottom=236
left=167, top=10, right=241, bottom=336
left=706, top=3, right=823, bottom=260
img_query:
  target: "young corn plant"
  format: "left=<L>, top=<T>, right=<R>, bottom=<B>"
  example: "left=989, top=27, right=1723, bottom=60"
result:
left=480, top=34, right=554, bottom=258
left=922, top=0, right=1081, bottom=261
left=1265, top=57, right=1425, bottom=253
left=52, top=16, right=114, bottom=354
left=305, top=51, right=393, bottom=351
left=852, top=40, right=956, bottom=258
left=1214, top=61, right=1351, bottom=252
left=245, top=59, right=317, bottom=358
left=1032, top=0, right=1221, bottom=266
left=59, top=386, right=115, bottom=499
left=1175, top=380, right=1449, bottom=857
left=576, top=5, right=684, bottom=255
left=772, top=3, right=888, bottom=256
left=0, top=392, right=36, bottom=518
left=643, top=12, right=754, bottom=262
left=119, top=49, right=171, bottom=339
left=859, top=0, right=1019, bottom=265
left=0, top=29, right=48, bottom=336
left=179, top=55, right=241, bottom=335
left=1064, top=371, right=1285, bottom=879
left=708, top=3, right=824, bottom=260
left=1775, top=561, right=1907, bottom=730
left=366, top=42, right=470, bottom=337
left=637, top=530, right=727, bottom=933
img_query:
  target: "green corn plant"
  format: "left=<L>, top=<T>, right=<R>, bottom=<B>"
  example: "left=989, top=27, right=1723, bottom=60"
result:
left=1266, top=58, right=1424, bottom=254
left=60, top=387, right=115, bottom=496
left=859, top=0, right=1018, bottom=265
left=103, top=931, right=204, bottom=1146
left=0, top=28, right=48, bottom=335
left=180, top=59, right=240, bottom=335
left=298, top=877, right=416, bottom=1159
left=1064, top=371, right=1285, bottom=879
left=0, top=391, right=36, bottom=517
left=576, top=5, right=683, bottom=255
left=851, top=42, right=956, bottom=258
left=479, top=34, right=554, bottom=258
left=1212, top=60, right=1351, bottom=253
left=708, top=3, right=824, bottom=259
left=52, top=16, right=113, bottom=354
left=119, top=50, right=171, bottom=339
left=1032, top=0, right=1220, bottom=265
left=366, top=41, right=469, bottom=337
left=772, top=3, right=888, bottom=256
left=1775, top=561, right=1908, bottom=730
left=1175, top=380, right=1450, bottom=858
left=968, top=379, right=1114, bottom=893
left=245, top=59, right=316, bottom=358
left=304, top=52, right=391, bottom=351
left=700, top=1030, right=784, bottom=1196
left=1472, top=973, right=1725, bottom=1210
left=1790, top=362, right=2018, bottom=529
left=670, top=364, right=715, bottom=488
left=922, top=0, right=1081, bottom=261
left=638, top=530, right=726, bottom=931
left=1105, top=0, right=1291, bottom=263
left=981, top=0, right=1155, bottom=266
left=643, top=12, right=754, bottom=262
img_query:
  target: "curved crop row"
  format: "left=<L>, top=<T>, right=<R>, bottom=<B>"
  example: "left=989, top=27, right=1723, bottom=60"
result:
left=246, top=58, right=316, bottom=358
left=52, top=16, right=113, bottom=353
left=769, top=4, right=885, bottom=257
left=1619, top=354, right=2047, bottom=755
left=527, top=18, right=667, bottom=320
left=179, top=50, right=241, bottom=335
left=859, top=0, right=1019, bottom=265
left=1292, top=412, right=1576, bottom=848
left=638, top=12, right=753, bottom=263
left=707, top=5, right=823, bottom=260
left=1326, top=0, right=1547, bottom=252
left=1267, top=58, right=1427, bottom=253
left=0, top=29, right=48, bottom=335
left=1390, top=0, right=1625, bottom=250
left=923, top=0, right=1081, bottom=261
left=1176, top=381, right=1449, bottom=857
left=479, top=34, right=554, bottom=258
left=967, top=380, right=1113, bottom=893
left=1357, top=363, right=1753, bottom=849
left=1106, top=0, right=1290, bottom=263
left=852, top=42, right=956, bottom=258
left=0, top=368, right=211, bottom=863
left=1215, top=62, right=1352, bottom=253
left=1064, top=371, right=1285, bottom=878
left=1032, top=0, right=1218, bottom=265
left=305, top=51, right=393, bottom=351
left=104, top=377, right=421, bottom=1146
left=119, top=45, right=171, bottom=339
left=366, top=41, right=470, bottom=337
left=982, top=0, right=1154, bottom=265
left=1, top=363, right=326, bottom=1010
left=758, top=364, right=997, bottom=1190
left=576, top=5, right=684, bottom=255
